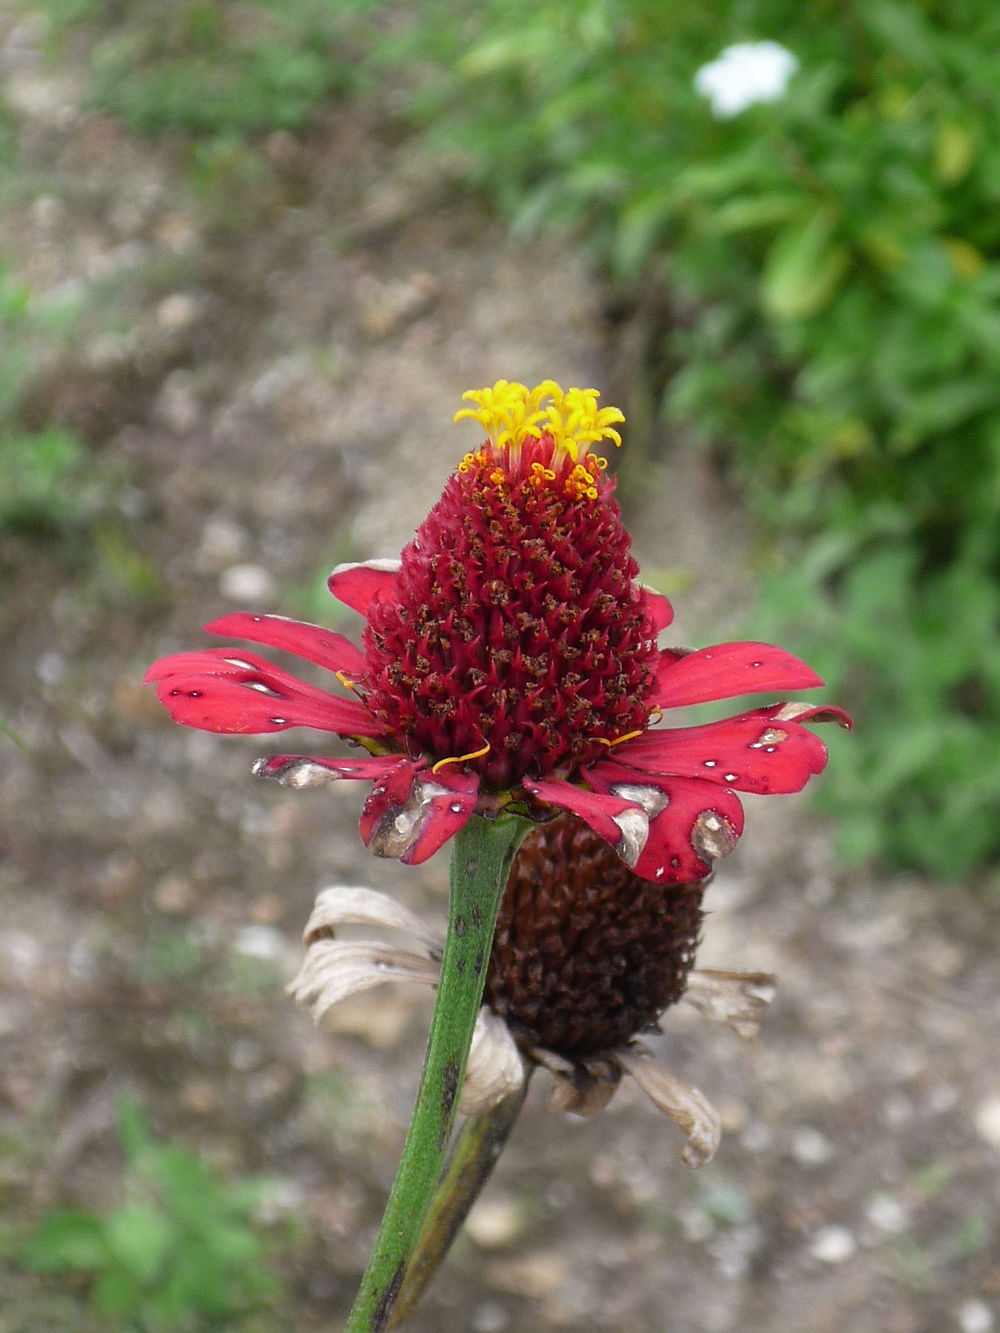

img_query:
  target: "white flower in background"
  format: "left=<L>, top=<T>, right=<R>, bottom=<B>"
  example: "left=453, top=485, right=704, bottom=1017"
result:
left=694, top=41, right=799, bottom=119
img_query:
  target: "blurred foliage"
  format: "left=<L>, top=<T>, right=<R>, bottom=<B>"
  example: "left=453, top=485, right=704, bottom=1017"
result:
left=361, top=0, right=1000, bottom=879
left=21, top=1100, right=282, bottom=1329
left=38, top=0, right=372, bottom=136
left=0, top=263, right=159, bottom=601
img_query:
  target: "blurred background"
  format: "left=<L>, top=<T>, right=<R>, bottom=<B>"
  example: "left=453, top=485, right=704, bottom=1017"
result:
left=1, top=1, right=998, bottom=1329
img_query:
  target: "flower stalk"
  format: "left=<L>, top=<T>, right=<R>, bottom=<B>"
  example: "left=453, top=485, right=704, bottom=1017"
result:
left=386, top=1077, right=531, bottom=1330
left=346, top=813, right=530, bottom=1333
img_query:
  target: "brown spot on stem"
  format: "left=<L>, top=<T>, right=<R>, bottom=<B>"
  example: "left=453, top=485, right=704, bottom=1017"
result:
left=372, top=1256, right=407, bottom=1332
left=440, top=1056, right=460, bottom=1144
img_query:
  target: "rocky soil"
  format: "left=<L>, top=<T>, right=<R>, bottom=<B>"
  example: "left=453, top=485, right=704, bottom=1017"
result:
left=1, top=7, right=999, bottom=1331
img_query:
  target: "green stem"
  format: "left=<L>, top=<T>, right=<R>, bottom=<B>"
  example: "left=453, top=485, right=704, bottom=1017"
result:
left=346, top=813, right=530, bottom=1332
left=386, top=1076, right=531, bottom=1330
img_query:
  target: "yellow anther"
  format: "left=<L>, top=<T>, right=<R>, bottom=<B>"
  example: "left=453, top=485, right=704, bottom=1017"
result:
left=564, top=462, right=600, bottom=502
left=489, top=467, right=506, bottom=487
left=336, top=671, right=363, bottom=697
left=647, top=707, right=664, bottom=725
left=431, top=741, right=492, bottom=774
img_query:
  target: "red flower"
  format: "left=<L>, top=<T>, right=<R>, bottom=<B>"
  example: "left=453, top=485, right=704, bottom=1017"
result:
left=146, top=381, right=850, bottom=880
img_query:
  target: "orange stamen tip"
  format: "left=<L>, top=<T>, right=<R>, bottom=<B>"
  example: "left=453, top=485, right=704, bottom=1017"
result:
left=431, top=741, right=492, bottom=774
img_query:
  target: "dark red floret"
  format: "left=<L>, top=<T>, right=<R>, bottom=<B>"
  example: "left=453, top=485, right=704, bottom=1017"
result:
left=362, top=438, right=658, bottom=788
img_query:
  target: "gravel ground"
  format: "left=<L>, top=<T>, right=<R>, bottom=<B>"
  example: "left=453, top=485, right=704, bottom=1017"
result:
left=1, top=8, right=999, bottom=1331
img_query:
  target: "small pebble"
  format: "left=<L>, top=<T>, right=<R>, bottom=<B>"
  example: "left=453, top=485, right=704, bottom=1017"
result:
left=957, top=1299, right=994, bottom=1333
left=219, top=563, right=275, bottom=603
left=153, top=874, right=196, bottom=914
left=156, top=292, right=199, bottom=330
left=464, top=1196, right=524, bottom=1249
left=471, top=1302, right=509, bottom=1333
left=809, top=1225, right=857, bottom=1264
left=865, top=1193, right=909, bottom=1234
left=791, top=1125, right=834, bottom=1166
left=232, top=925, right=286, bottom=962
left=973, top=1096, right=1000, bottom=1149
left=36, top=650, right=67, bottom=686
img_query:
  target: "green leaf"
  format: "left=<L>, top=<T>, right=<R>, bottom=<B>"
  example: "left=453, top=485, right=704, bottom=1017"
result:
left=761, top=208, right=850, bottom=321
left=104, top=1203, right=173, bottom=1284
left=92, top=1263, right=143, bottom=1316
left=613, top=188, right=674, bottom=277
left=707, top=192, right=804, bottom=235
left=22, top=1210, right=107, bottom=1273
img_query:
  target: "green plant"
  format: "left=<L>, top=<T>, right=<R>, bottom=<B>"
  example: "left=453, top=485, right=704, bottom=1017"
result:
left=366, top=0, right=1000, bottom=877
left=21, top=1100, right=281, bottom=1328
left=39, top=0, right=374, bottom=137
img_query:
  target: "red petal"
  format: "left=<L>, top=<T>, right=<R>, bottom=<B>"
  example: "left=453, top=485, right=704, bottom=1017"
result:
left=612, top=704, right=835, bottom=794
left=204, top=612, right=366, bottom=677
left=144, top=649, right=383, bottom=736
left=632, top=777, right=745, bottom=884
left=641, top=585, right=674, bottom=633
left=652, top=642, right=824, bottom=709
left=360, top=761, right=478, bottom=864
left=523, top=777, right=647, bottom=863
left=328, top=561, right=400, bottom=617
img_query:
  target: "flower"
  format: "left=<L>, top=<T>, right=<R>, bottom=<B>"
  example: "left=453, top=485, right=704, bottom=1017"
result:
left=290, top=814, right=777, bottom=1167
left=146, top=379, right=849, bottom=882
left=694, top=41, right=799, bottom=119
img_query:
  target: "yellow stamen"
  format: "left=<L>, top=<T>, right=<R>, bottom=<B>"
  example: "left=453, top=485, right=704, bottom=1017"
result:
left=609, top=729, right=644, bottom=747
left=594, top=729, right=644, bottom=749
left=336, top=670, right=363, bottom=697
left=431, top=741, right=492, bottom=774
left=455, top=380, right=625, bottom=469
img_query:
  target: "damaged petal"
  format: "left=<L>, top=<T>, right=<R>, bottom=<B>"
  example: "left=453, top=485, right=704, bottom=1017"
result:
left=683, top=968, right=778, bottom=1040
left=459, top=1008, right=527, bottom=1115
left=253, top=753, right=404, bottom=789
left=361, top=769, right=478, bottom=864
left=361, top=777, right=450, bottom=860
left=610, top=781, right=670, bottom=819
left=303, top=885, right=443, bottom=951
left=611, top=806, right=649, bottom=868
left=774, top=701, right=854, bottom=729
left=691, top=809, right=740, bottom=863
left=287, top=939, right=438, bottom=1020
left=615, top=1044, right=721, bottom=1168
left=253, top=756, right=347, bottom=789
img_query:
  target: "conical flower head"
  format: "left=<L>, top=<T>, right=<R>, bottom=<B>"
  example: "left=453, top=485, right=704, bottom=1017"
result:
left=363, top=382, right=655, bottom=789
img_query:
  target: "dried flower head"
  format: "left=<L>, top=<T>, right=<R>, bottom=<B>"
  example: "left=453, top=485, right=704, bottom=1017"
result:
left=146, top=380, right=850, bottom=879
left=291, top=814, right=777, bottom=1167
